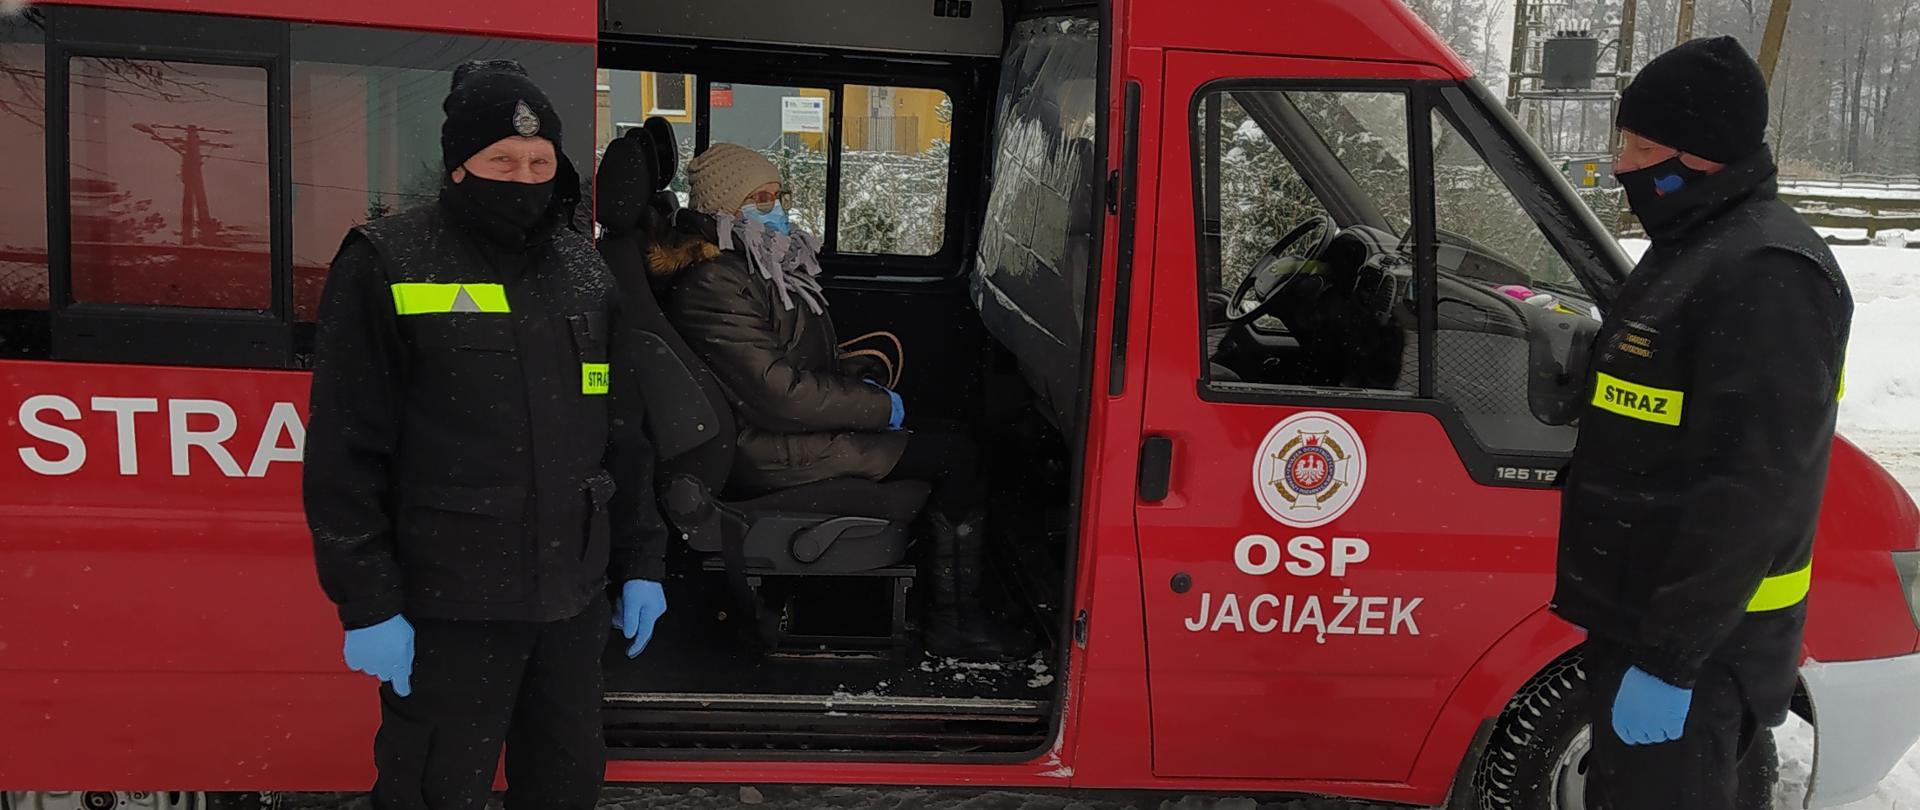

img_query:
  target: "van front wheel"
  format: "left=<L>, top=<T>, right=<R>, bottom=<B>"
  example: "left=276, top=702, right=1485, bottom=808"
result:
left=1470, top=653, right=1778, bottom=810
left=1472, top=655, right=1593, bottom=810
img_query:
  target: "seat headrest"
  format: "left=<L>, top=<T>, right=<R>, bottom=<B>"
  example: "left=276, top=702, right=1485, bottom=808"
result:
left=643, top=116, right=678, bottom=189
left=596, top=130, right=659, bottom=236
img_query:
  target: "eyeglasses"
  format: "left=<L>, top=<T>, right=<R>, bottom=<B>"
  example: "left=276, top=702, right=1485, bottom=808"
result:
left=744, top=189, right=793, bottom=209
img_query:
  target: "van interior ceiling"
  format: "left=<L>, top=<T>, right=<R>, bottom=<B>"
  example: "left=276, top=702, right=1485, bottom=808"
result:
left=594, top=0, right=1105, bottom=758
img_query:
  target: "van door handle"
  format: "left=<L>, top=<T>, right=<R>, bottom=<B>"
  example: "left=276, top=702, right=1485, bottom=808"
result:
left=1139, top=435, right=1174, bottom=502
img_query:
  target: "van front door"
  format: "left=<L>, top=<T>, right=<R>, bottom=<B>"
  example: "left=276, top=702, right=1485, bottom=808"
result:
left=1134, top=50, right=1594, bottom=782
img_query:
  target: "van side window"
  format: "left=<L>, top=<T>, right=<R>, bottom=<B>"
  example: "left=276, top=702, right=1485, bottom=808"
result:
left=1426, top=108, right=1582, bottom=455
left=597, top=73, right=957, bottom=261
left=837, top=85, right=952, bottom=257
left=1430, top=111, right=1579, bottom=290
left=1195, top=88, right=1416, bottom=395
left=14, top=5, right=594, bottom=368
left=0, top=13, right=50, bottom=359
left=67, top=57, right=272, bottom=311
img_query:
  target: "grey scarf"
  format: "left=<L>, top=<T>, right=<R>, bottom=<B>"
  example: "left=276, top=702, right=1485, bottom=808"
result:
left=713, top=213, right=828, bottom=315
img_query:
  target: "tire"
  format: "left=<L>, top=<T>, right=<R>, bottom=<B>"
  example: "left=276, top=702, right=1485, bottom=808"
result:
left=1470, top=652, right=1781, bottom=810
left=1472, top=654, right=1593, bottom=810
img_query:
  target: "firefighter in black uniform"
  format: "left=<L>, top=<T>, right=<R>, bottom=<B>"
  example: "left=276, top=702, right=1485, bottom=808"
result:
left=1551, top=37, right=1851, bottom=810
left=303, top=60, right=670, bottom=810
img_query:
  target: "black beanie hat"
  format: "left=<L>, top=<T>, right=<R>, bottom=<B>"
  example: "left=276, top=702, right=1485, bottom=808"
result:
left=1616, top=36, right=1769, bottom=163
left=441, top=60, right=564, bottom=172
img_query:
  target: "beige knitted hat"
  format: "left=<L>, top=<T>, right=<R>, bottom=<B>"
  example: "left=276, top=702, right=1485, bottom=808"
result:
left=688, top=143, right=782, bottom=215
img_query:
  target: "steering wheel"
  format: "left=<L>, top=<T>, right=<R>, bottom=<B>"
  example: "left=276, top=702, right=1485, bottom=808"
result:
left=1226, top=215, right=1337, bottom=328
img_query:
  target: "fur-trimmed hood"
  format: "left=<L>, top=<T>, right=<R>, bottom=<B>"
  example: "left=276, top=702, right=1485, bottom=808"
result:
left=644, top=226, right=724, bottom=279
left=648, top=212, right=729, bottom=278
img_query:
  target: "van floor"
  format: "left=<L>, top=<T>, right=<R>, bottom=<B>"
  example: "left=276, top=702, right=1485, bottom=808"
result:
left=599, top=552, right=1058, bottom=754
left=599, top=566, right=1056, bottom=701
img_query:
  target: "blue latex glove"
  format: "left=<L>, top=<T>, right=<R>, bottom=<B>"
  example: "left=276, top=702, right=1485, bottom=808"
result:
left=1612, top=665, right=1692, bottom=745
left=863, top=379, right=905, bottom=431
left=343, top=614, right=414, bottom=697
left=612, top=579, right=667, bottom=658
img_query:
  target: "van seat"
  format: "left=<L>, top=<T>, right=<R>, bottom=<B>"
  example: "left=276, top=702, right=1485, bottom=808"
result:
left=594, top=122, right=926, bottom=644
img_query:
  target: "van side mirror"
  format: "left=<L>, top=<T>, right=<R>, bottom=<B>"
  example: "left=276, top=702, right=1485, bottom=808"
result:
left=1525, top=308, right=1600, bottom=426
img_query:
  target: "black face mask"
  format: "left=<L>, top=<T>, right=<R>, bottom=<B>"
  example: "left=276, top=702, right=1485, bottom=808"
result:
left=1616, top=156, right=1713, bottom=225
left=445, top=174, right=556, bottom=243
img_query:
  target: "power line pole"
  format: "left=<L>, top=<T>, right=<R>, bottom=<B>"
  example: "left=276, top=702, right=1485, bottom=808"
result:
left=1675, top=0, right=1698, bottom=44
left=1611, top=0, right=1638, bottom=157
left=1757, top=0, right=1795, bottom=85
left=1613, top=0, right=1641, bottom=236
left=132, top=122, right=234, bottom=246
left=1507, top=0, right=1532, bottom=114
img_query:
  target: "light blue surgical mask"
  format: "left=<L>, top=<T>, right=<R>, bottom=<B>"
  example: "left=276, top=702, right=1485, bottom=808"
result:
left=744, top=201, right=792, bottom=235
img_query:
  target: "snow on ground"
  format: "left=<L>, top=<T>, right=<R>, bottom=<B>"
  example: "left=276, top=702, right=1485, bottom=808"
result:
left=1815, top=227, right=1913, bottom=247
left=1782, top=184, right=1920, bottom=202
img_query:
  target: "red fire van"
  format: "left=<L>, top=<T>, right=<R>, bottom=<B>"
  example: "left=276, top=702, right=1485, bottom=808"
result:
left=3, top=1, right=1918, bottom=808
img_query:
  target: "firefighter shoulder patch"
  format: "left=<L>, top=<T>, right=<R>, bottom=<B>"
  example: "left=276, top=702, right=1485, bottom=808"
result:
left=1253, top=411, right=1369, bottom=529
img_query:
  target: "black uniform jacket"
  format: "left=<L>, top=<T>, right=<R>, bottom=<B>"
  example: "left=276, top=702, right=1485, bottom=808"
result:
left=305, top=198, right=669, bottom=628
left=1552, top=148, right=1850, bottom=706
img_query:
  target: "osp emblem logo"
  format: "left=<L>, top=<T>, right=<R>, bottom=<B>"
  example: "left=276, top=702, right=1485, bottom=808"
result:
left=1254, top=411, right=1368, bottom=528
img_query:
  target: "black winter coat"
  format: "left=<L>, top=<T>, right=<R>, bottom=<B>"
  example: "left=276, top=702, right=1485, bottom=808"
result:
left=648, top=223, right=907, bottom=495
left=1551, top=149, right=1850, bottom=709
left=304, top=197, right=669, bottom=629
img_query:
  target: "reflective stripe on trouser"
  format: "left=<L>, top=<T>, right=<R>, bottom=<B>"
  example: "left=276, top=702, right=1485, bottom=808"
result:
left=1747, top=561, right=1812, bottom=612
left=390, top=283, right=511, bottom=315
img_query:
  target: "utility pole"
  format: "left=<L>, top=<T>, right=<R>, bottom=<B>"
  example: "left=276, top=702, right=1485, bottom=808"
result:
left=1675, top=0, right=1698, bottom=44
left=1507, top=0, right=1532, bottom=115
left=1614, top=0, right=1641, bottom=236
left=132, top=122, right=232, bottom=246
left=1610, top=0, right=1638, bottom=156
left=1757, top=0, right=1795, bottom=85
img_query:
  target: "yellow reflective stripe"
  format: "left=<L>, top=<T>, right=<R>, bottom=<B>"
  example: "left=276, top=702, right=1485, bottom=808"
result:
left=1746, top=561, right=1813, bottom=612
left=389, top=283, right=511, bottom=315
left=1591, top=372, right=1685, bottom=427
left=1837, top=361, right=1846, bottom=402
left=582, top=363, right=610, bottom=395
left=463, top=284, right=510, bottom=313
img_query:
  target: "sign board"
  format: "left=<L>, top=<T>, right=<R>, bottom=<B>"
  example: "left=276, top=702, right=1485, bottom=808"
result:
left=1564, top=158, right=1616, bottom=189
left=710, top=83, right=733, bottom=108
left=781, top=96, right=826, bottom=134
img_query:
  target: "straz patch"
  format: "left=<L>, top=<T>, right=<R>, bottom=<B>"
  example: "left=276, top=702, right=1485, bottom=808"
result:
left=1592, top=372, right=1683, bottom=426
left=582, top=363, right=610, bottom=396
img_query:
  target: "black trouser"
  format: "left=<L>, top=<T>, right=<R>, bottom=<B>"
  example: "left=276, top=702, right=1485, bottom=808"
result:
left=884, top=428, right=988, bottom=519
left=1583, top=639, right=1773, bottom=810
left=371, top=596, right=609, bottom=810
